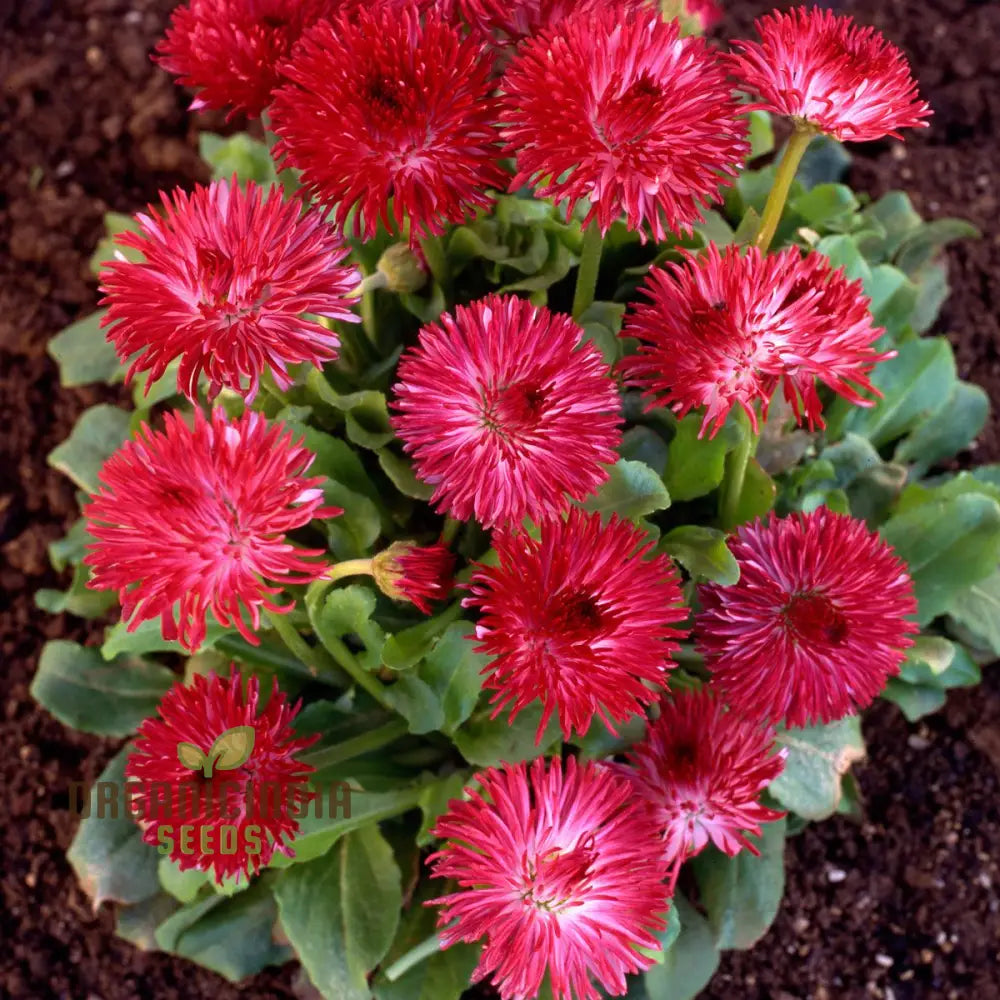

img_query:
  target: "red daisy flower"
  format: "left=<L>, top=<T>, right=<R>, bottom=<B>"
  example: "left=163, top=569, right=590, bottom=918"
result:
left=100, top=180, right=360, bottom=402
left=696, top=509, right=918, bottom=727
left=625, top=688, right=785, bottom=864
left=391, top=295, right=622, bottom=527
left=126, top=670, right=316, bottom=883
left=85, top=408, right=340, bottom=652
left=269, top=4, right=506, bottom=241
left=619, top=244, right=890, bottom=438
left=465, top=508, right=688, bottom=741
left=429, top=757, right=671, bottom=1000
left=499, top=9, right=748, bottom=240
left=157, top=0, right=339, bottom=118
left=729, top=7, right=931, bottom=142
left=372, top=539, right=456, bottom=613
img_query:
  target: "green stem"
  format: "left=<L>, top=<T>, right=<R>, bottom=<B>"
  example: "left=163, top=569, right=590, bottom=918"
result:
left=266, top=612, right=348, bottom=686
left=441, top=517, right=462, bottom=546
left=327, top=558, right=375, bottom=583
left=302, top=719, right=408, bottom=770
left=754, top=127, right=814, bottom=253
left=571, top=221, right=604, bottom=321
left=718, top=407, right=759, bottom=530
left=419, top=234, right=450, bottom=293
left=383, top=930, right=447, bottom=982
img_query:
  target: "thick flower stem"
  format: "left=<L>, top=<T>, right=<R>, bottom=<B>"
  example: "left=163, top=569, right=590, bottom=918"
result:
left=327, top=558, right=375, bottom=583
left=302, top=718, right=408, bottom=770
left=754, top=126, right=814, bottom=254
left=718, top=407, right=759, bottom=530
left=265, top=611, right=348, bottom=686
left=572, top=221, right=604, bottom=321
left=419, top=234, right=450, bottom=293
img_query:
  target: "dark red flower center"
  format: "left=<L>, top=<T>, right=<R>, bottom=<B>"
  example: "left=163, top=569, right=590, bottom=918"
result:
left=595, top=73, right=664, bottom=150
left=480, top=381, right=548, bottom=437
left=193, top=245, right=267, bottom=322
left=550, top=589, right=603, bottom=633
left=783, top=591, right=849, bottom=646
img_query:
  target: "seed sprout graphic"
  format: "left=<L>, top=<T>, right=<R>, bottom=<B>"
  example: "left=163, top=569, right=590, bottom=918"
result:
left=176, top=725, right=255, bottom=778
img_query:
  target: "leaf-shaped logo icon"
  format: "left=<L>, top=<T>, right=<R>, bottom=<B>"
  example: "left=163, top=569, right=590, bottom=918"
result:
left=207, top=725, right=256, bottom=774
left=177, top=742, right=208, bottom=772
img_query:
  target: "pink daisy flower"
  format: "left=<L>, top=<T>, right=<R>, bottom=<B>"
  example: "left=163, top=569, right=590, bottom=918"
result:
left=625, top=688, right=785, bottom=864
left=126, top=670, right=316, bottom=883
left=372, top=540, right=456, bottom=614
left=697, top=509, right=918, bottom=728
left=157, top=0, right=339, bottom=117
left=499, top=9, right=748, bottom=240
left=429, top=757, right=671, bottom=1000
left=391, top=295, right=622, bottom=527
left=99, top=180, right=360, bottom=402
left=619, top=244, right=890, bottom=438
left=729, top=7, right=931, bottom=142
left=85, top=408, right=340, bottom=652
left=464, top=508, right=688, bottom=741
left=269, top=3, right=506, bottom=241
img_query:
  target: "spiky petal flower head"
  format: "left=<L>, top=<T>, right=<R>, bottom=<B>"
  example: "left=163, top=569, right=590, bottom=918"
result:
left=157, top=0, right=339, bottom=117
left=126, top=670, right=316, bottom=883
left=465, top=508, right=688, bottom=741
left=499, top=9, right=749, bottom=241
left=697, top=509, right=918, bottom=727
left=620, top=244, right=889, bottom=438
left=391, top=294, right=622, bottom=527
left=372, top=540, right=456, bottom=614
left=269, top=3, right=506, bottom=241
left=729, top=6, right=931, bottom=142
left=85, top=408, right=340, bottom=652
left=625, top=688, right=785, bottom=864
left=429, top=757, right=671, bottom=1000
left=99, top=179, right=360, bottom=403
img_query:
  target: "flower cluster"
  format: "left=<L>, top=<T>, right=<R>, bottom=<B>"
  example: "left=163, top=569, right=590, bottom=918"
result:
left=74, top=4, right=937, bottom=998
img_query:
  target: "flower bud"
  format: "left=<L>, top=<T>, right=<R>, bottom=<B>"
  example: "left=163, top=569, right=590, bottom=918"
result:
left=377, top=244, right=428, bottom=294
left=371, top=540, right=455, bottom=613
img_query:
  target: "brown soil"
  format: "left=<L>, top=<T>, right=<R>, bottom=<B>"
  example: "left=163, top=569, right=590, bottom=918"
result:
left=0, top=1, right=997, bottom=999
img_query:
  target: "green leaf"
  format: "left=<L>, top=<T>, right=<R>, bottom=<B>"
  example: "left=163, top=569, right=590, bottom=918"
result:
left=882, top=680, right=947, bottom=722
left=155, top=880, right=291, bottom=982
left=691, top=818, right=786, bottom=949
left=158, top=856, right=208, bottom=905
left=101, top=616, right=231, bottom=659
left=728, top=459, right=776, bottom=524
left=747, top=110, right=774, bottom=160
left=47, top=404, right=132, bottom=493
left=275, top=827, right=402, bottom=1000
left=35, top=561, right=117, bottom=618
left=416, top=770, right=469, bottom=848
left=661, top=526, right=739, bottom=585
left=307, top=371, right=394, bottom=450
left=947, top=570, right=1000, bottom=656
left=662, top=414, right=738, bottom=502
left=769, top=717, right=865, bottom=821
left=378, top=448, right=435, bottom=501
left=881, top=491, right=1000, bottom=626
left=862, top=191, right=923, bottom=260
left=453, top=705, right=560, bottom=768
left=115, top=894, right=180, bottom=951
left=198, top=132, right=278, bottom=184
left=89, top=211, right=144, bottom=276
left=31, top=640, right=175, bottom=737
left=894, top=218, right=980, bottom=276
left=816, top=234, right=871, bottom=285
left=583, top=459, right=670, bottom=520
left=642, top=895, right=720, bottom=1000
left=48, top=310, right=123, bottom=387
left=310, top=585, right=386, bottom=671
left=894, top=381, right=989, bottom=477
left=790, top=184, right=859, bottom=230
left=619, top=427, right=669, bottom=477
left=795, top=134, right=851, bottom=190
left=68, top=746, right=160, bottom=908
left=386, top=623, right=484, bottom=735
left=838, top=337, right=956, bottom=448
